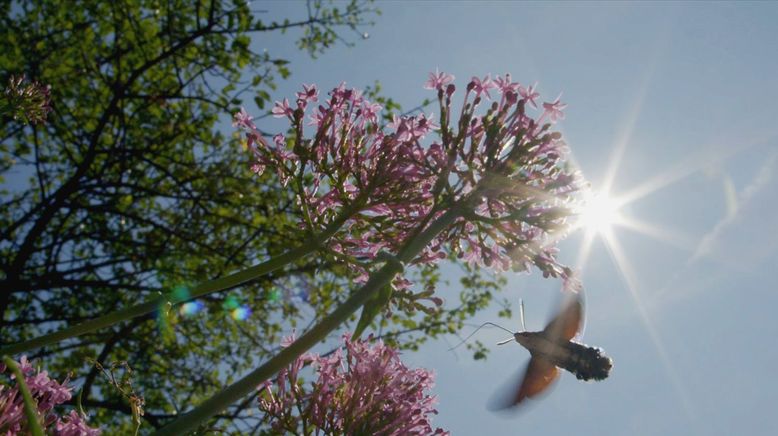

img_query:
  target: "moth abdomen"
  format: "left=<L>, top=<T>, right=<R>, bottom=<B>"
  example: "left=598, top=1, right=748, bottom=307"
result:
left=558, top=341, right=613, bottom=381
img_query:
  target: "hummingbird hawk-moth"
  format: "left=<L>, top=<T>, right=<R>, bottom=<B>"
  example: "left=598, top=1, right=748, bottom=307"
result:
left=488, top=293, right=613, bottom=409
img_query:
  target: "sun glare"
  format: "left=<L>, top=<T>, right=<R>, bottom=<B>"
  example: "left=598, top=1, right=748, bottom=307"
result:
left=579, top=191, right=622, bottom=234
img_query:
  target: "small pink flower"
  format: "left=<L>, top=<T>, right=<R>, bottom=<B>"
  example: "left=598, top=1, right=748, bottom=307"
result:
left=542, top=94, right=567, bottom=122
left=296, top=83, right=319, bottom=104
left=280, top=330, right=297, bottom=348
left=308, top=104, right=329, bottom=127
left=271, top=98, right=294, bottom=118
left=426, top=142, right=446, bottom=167
left=250, top=163, right=265, bottom=175
left=232, top=107, right=254, bottom=129
left=424, top=69, right=456, bottom=91
left=494, top=73, right=520, bottom=94
left=361, top=100, right=383, bottom=124
left=412, top=113, right=438, bottom=137
left=519, top=82, right=540, bottom=109
left=330, top=82, right=352, bottom=107
left=468, top=74, right=496, bottom=99
left=342, top=181, right=359, bottom=199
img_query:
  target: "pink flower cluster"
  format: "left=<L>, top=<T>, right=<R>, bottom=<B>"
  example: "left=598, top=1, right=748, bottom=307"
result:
left=258, top=334, right=447, bottom=435
left=423, top=72, right=581, bottom=278
left=235, top=83, right=440, bottom=287
left=0, top=356, right=100, bottom=435
left=235, top=71, right=583, bottom=286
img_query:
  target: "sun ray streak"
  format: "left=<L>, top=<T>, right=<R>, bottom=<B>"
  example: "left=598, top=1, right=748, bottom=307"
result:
left=602, top=231, right=697, bottom=426
left=598, top=15, right=676, bottom=196
left=617, top=217, right=699, bottom=253
left=619, top=134, right=775, bottom=206
left=575, top=229, right=597, bottom=272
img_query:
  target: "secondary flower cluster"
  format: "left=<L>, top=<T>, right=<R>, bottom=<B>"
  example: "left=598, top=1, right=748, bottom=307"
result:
left=234, top=71, right=583, bottom=288
left=0, top=356, right=100, bottom=435
left=258, top=334, right=447, bottom=435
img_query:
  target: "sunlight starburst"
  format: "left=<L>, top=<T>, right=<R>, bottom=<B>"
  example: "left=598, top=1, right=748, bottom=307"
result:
left=578, top=190, right=623, bottom=235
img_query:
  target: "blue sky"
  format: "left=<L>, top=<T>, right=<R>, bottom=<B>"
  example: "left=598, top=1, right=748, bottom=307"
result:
left=255, top=2, right=778, bottom=435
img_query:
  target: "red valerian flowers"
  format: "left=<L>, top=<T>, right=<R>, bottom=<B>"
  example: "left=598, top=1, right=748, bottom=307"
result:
left=234, top=72, right=582, bottom=288
left=0, top=356, right=100, bottom=435
left=258, top=334, right=448, bottom=435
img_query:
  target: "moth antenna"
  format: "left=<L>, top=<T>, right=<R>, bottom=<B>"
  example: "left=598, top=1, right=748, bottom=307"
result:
left=519, top=298, right=526, bottom=332
left=447, top=322, right=515, bottom=351
left=496, top=337, right=514, bottom=346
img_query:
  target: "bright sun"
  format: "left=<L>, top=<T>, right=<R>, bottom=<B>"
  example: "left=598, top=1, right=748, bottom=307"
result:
left=578, top=191, right=622, bottom=234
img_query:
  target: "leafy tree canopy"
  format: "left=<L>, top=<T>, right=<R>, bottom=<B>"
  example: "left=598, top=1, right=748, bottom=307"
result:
left=0, top=1, right=505, bottom=433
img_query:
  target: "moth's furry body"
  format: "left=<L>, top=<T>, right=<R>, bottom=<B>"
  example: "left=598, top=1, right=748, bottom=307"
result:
left=513, top=331, right=612, bottom=381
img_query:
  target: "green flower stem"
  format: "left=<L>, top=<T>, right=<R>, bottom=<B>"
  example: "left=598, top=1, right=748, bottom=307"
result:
left=0, top=211, right=354, bottom=356
left=2, top=356, right=45, bottom=436
left=152, top=204, right=466, bottom=436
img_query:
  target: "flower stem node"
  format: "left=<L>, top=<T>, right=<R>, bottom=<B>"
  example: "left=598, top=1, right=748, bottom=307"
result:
left=375, top=250, right=405, bottom=272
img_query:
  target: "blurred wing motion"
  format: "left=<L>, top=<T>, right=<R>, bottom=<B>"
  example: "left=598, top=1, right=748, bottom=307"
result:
left=515, top=356, right=559, bottom=404
left=543, top=293, right=583, bottom=341
left=488, top=356, right=559, bottom=411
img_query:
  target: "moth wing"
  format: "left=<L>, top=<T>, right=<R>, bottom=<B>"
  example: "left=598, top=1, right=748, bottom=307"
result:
left=515, top=356, right=559, bottom=404
left=543, top=293, right=583, bottom=341
left=487, top=356, right=559, bottom=411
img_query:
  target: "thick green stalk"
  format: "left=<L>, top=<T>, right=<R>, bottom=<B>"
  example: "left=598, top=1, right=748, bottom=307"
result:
left=152, top=204, right=466, bottom=436
left=0, top=213, right=352, bottom=356
left=2, top=356, right=45, bottom=436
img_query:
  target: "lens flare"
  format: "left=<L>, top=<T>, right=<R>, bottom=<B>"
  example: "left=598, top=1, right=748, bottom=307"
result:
left=231, top=306, right=252, bottom=321
left=222, top=295, right=240, bottom=311
left=180, top=301, right=205, bottom=316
